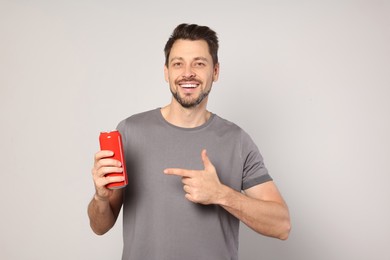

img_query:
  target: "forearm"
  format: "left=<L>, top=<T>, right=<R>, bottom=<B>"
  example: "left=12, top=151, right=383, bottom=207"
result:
left=217, top=185, right=291, bottom=240
left=87, top=195, right=117, bottom=235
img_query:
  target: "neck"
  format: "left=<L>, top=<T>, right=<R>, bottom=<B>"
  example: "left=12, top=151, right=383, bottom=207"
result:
left=161, top=99, right=211, bottom=128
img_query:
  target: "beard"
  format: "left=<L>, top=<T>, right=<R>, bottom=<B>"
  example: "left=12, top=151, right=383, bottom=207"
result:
left=170, top=87, right=211, bottom=108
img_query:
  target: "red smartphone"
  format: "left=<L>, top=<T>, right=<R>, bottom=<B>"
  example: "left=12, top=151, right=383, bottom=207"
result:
left=99, top=130, right=128, bottom=189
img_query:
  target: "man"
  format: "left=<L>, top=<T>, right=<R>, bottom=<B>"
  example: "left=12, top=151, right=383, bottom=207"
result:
left=88, top=23, right=290, bottom=260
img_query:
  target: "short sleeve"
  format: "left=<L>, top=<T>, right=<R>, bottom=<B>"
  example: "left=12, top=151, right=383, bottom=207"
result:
left=241, top=131, right=273, bottom=190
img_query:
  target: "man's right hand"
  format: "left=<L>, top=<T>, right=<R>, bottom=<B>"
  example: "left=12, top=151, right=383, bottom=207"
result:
left=91, top=150, right=124, bottom=201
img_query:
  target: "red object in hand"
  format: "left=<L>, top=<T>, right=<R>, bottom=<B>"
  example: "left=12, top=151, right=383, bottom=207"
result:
left=99, top=130, right=128, bottom=189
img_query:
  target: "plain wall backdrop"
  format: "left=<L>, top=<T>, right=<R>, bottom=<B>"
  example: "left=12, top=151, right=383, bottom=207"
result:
left=1, top=0, right=389, bottom=259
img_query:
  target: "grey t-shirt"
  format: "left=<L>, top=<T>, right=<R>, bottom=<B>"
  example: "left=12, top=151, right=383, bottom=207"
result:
left=117, top=108, right=272, bottom=260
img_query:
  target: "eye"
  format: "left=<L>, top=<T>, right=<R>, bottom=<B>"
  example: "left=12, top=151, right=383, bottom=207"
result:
left=194, top=62, right=206, bottom=67
left=172, top=62, right=182, bottom=68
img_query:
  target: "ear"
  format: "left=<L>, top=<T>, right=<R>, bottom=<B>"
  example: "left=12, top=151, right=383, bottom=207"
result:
left=213, top=63, right=220, bottom=82
left=164, top=64, right=169, bottom=82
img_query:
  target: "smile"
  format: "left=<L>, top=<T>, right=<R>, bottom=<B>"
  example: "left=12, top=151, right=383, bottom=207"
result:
left=179, top=83, right=199, bottom=88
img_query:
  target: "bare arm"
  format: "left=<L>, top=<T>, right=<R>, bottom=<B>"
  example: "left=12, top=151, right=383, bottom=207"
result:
left=88, top=150, right=125, bottom=235
left=217, top=181, right=290, bottom=240
left=88, top=189, right=123, bottom=235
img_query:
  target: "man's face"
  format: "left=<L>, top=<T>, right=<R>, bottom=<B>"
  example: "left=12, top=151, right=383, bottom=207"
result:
left=164, top=39, right=219, bottom=108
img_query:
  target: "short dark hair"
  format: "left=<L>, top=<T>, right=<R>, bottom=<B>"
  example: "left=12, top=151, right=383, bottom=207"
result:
left=164, top=23, right=219, bottom=66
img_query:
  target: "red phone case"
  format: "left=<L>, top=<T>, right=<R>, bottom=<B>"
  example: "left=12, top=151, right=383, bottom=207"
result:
left=99, top=131, right=128, bottom=189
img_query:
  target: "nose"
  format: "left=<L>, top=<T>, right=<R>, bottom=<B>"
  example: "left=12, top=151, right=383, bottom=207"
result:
left=182, top=64, right=195, bottom=78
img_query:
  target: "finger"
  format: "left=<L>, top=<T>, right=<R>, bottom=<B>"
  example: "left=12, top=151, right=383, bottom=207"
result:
left=96, top=158, right=122, bottom=168
left=201, top=149, right=213, bottom=170
left=104, top=175, right=125, bottom=184
left=183, top=184, right=191, bottom=193
left=164, top=168, right=194, bottom=178
left=94, top=150, right=114, bottom=161
left=93, top=166, right=123, bottom=179
left=181, top=176, right=192, bottom=185
left=101, top=166, right=124, bottom=176
left=184, top=193, right=196, bottom=203
left=95, top=173, right=125, bottom=189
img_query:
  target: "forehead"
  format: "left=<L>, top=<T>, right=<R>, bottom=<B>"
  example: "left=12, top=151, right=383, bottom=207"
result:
left=169, top=39, right=211, bottom=60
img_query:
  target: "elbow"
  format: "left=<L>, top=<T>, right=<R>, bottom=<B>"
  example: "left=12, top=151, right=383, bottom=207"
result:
left=90, top=222, right=111, bottom=236
left=92, top=228, right=108, bottom=236
left=277, top=219, right=291, bottom=241
left=278, top=230, right=290, bottom=241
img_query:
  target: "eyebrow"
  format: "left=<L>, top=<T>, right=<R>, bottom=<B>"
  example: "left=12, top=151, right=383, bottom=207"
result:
left=169, top=57, right=183, bottom=63
left=169, top=56, right=209, bottom=63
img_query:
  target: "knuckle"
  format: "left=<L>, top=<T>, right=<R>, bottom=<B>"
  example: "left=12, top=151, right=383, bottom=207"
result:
left=95, top=159, right=104, bottom=168
left=94, top=151, right=103, bottom=162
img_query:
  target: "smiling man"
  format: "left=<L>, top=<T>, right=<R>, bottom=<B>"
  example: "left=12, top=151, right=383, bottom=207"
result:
left=88, top=23, right=290, bottom=260
left=165, top=39, right=218, bottom=110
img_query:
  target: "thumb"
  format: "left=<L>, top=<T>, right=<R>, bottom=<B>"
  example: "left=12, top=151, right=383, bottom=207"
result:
left=201, top=149, right=213, bottom=170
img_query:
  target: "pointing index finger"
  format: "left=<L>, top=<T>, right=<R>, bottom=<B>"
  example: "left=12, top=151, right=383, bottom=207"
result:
left=164, top=168, right=194, bottom=178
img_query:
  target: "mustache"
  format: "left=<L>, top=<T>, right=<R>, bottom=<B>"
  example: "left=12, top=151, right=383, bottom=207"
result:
left=176, top=78, right=202, bottom=84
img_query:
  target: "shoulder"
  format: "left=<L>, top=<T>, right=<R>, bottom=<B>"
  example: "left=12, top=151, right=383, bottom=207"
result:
left=212, top=114, right=241, bottom=131
left=213, top=114, right=261, bottom=155
left=117, top=109, right=159, bottom=128
left=116, top=108, right=161, bottom=139
left=121, top=108, right=159, bottom=123
left=212, top=114, right=251, bottom=140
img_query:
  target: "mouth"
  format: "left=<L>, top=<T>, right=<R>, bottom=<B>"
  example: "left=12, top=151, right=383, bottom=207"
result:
left=179, top=83, right=199, bottom=88
left=178, top=80, right=201, bottom=89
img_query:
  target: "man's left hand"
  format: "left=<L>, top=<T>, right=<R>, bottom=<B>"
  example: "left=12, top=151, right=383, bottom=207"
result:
left=164, top=149, right=224, bottom=205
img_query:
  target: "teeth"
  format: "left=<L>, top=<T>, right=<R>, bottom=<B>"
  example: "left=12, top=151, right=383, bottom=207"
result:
left=180, top=84, right=198, bottom=88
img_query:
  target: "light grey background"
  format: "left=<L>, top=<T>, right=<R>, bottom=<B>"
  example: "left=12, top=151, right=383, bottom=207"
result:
left=1, top=0, right=389, bottom=259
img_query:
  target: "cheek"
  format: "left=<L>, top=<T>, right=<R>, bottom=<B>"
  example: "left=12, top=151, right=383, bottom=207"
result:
left=164, top=71, right=169, bottom=82
left=165, top=70, right=181, bottom=83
